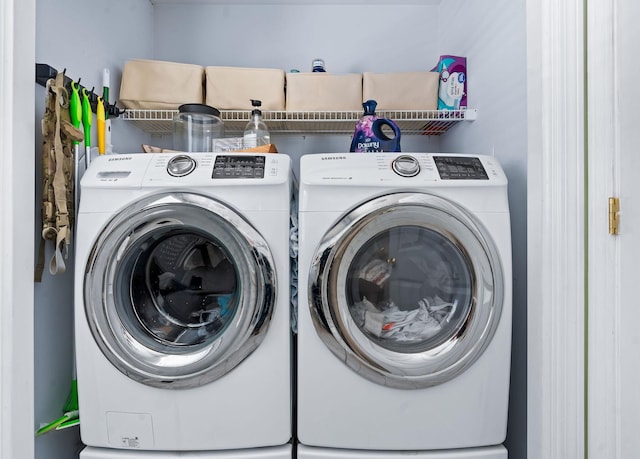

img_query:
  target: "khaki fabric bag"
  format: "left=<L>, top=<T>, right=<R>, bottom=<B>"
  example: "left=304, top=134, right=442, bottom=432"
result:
left=120, top=59, right=205, bottom=109
left=363, top=72, right=439, bottom=110
left=205, top=66, right=285, bottom=110
left=285, top=73, right=363, bottom=111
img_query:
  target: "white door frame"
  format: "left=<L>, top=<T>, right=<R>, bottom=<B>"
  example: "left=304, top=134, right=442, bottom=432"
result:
left=586, top=0, right=627, bottom=457
left=527, top=0, right=587, bottom=457
left=0, top=0, right=35, bottom=458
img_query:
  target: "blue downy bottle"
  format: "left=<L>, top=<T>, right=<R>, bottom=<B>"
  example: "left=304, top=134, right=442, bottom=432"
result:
left=350, top=100, right=401, bottom=153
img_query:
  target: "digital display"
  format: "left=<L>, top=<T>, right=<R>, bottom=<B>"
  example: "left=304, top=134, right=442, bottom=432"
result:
left=433, top=156, right=489, bottom=180
left=212, top=155, right=265, bottom=179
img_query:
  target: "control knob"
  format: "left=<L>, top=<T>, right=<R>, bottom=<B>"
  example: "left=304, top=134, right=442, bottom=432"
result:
left=167, top=154, right=197, bottom=177
left=391, top=155, right=420, bottom=177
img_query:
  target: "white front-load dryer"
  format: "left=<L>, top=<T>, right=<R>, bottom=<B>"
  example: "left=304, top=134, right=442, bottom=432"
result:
left=74, top=152, right=292, bottom=457
left=297, top=153, right=512, bottom=458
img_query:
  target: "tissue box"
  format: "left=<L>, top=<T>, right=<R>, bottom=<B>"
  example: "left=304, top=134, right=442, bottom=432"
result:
left=285, top=73, right=363, bottom=111
left=205, top=66, right=285, bottom=110
left=119, top=59, right=205, bottom=110
left=362, top=72, right=439, bottom=110
left=432, top=55, right=467, bottom=110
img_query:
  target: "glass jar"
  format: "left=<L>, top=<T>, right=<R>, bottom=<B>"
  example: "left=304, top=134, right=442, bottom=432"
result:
left=173, top=103, right=225, bottom=152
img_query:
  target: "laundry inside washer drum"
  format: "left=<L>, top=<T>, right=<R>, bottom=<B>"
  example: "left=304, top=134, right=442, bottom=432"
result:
left=118, top=229, right=239, bottom=348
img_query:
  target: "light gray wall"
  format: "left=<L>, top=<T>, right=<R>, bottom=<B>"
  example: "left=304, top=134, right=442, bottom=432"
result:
left=151, top=4, right=442, bottom=72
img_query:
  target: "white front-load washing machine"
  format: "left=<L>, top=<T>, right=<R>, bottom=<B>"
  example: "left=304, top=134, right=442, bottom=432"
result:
left=74, top=152, right=293, bottom=458
left=297, top=153, right=512, bottom=459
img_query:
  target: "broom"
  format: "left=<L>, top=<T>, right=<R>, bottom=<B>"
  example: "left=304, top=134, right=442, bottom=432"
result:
left=34, top=366, right=79, bottom=435
left=57, top=369, right=79, bottom=430
left=35, top=321, right=80, bottom=436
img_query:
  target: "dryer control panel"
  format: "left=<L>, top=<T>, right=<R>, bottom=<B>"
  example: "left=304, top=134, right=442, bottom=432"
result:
left=300, top=152, right=506, bottom=186
left=433, top=156, right=489, bottom=180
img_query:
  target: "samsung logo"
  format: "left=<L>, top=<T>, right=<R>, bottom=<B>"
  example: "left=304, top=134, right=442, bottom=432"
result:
left=108, top=156, right=132, bottom=161
left=321, top=156, right=347, bottom=160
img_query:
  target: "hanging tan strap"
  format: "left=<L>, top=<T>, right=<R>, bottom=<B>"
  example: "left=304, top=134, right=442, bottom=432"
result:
left=35, top=72, right=83, bottom=281
left=50, top=73, right=70, bottom=275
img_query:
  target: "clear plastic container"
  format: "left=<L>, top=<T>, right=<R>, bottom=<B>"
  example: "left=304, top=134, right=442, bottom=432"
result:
left=173, top=103, right=225, bottom=152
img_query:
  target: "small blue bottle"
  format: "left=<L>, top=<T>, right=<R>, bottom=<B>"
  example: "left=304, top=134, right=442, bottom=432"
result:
left=312, top=58, right=326, bottom=72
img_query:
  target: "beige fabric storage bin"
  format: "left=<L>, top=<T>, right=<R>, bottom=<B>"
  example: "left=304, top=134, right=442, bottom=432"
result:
left=285, top=73, right=363, bottom=111
left=362, top=72, right=439, bottom=110
left=205, top=66, right=285, bottom=110
left=119, top=59, right=205, bottom=110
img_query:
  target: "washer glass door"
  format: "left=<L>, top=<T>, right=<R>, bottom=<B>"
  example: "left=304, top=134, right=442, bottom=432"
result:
left=84, top=192, right=276, bottom=388
left=309, top=192, right=504, bottom=388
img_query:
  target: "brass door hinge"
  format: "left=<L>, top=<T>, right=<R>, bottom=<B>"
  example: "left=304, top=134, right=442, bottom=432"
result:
left=609, top=197, right=620, bottom=235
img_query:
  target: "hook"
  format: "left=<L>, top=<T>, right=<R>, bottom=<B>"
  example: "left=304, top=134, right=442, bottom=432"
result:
left=107, top=102, right=126, bottom=118
left=35, top=63, right=124, bottom=119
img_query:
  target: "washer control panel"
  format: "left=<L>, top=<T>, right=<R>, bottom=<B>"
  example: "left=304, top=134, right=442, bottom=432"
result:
left=83, top=152, right=290, bottom=189
left=164, top=154, right=268, bottom=179
left=212, top=155, right=266, bottom=179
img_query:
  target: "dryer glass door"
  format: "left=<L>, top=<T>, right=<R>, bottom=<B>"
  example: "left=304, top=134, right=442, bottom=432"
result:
left=84, top=192, right=276, bottom=388
left=309, top=192, right=504, bottom=389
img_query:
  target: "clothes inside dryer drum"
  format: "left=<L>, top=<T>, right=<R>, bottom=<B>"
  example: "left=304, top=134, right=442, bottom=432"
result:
left=345, top=225, right=471, bottom=353
left=351, top=296, right=456, bottom=342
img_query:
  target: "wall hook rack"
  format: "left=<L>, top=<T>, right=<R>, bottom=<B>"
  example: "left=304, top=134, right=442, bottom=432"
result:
left=35, top=63, right=125, bottom=119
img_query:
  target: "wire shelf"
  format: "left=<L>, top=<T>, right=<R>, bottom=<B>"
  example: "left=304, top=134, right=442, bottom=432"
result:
left=121, top=108, right=477, bottom=136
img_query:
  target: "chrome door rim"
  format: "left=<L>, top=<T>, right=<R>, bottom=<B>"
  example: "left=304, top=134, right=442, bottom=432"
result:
left=84, top=192, right=276, bottom=389
left=308, top=192, right=504, bottom=389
